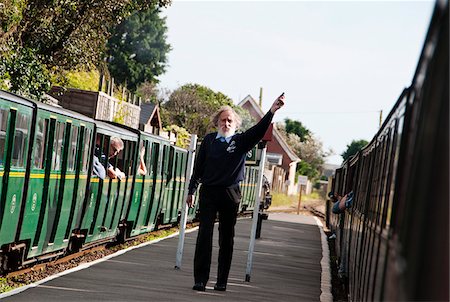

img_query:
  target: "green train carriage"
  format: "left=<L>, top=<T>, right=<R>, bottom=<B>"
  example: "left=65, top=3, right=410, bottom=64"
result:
left=21, top=102, right=95, bottom=261
left=0, top=91, right=34, bottom=266
left=78, top=121, right=138, bottom=247
left=0, top=90, right=96, bottom=267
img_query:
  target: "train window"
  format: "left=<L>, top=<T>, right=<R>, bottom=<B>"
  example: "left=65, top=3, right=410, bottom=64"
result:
left=82, top=128, right=91, bottom=172
left=127, top=141, right=136, bottom=176
left=151, top=142, right=159, bottom=177
left=137, top=140, right=148, bottom=176
left=11, top=112, right=30, bottom=168
left=67, top=126, right=78, bottom=171
left=52, top=122, right=65, bottom=171
left=33, top=118, right=48, bottom=169
left=0, top=109, right=8, bottom=167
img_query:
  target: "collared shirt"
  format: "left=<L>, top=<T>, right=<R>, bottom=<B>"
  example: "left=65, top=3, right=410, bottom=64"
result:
left=215, top=133, right=234, bottom=144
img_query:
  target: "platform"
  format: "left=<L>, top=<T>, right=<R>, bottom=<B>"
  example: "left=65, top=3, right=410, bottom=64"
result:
left=1, top=213, right=332, bottom=302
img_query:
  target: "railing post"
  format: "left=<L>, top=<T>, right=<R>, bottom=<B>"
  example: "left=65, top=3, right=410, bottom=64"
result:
left=245, top=141, right=267, bottom=282
left=175, top=134, right=198, bottom=269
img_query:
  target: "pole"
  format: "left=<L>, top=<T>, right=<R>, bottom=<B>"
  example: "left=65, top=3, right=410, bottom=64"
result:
left=379, top=110, right=383, bottom=129
left=175, top=134, right=197, bottom=270
left=297, top=185, right=303, bottom=215
left=245, top=141, right=267, bottom=282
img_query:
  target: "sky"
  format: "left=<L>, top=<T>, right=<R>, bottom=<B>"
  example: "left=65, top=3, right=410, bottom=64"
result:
left=158, top=0, right=435, bottom=165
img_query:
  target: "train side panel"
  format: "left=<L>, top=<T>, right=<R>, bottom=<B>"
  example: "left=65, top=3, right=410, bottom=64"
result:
left=0, top=100, right=33, bottom=249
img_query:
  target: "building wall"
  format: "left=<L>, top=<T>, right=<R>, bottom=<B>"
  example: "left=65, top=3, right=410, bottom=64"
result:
left=241, top=102, right=294, bottom=176
left=241, top=100, right=301, bottom=195
left=266, top=137, right=293, bottom=176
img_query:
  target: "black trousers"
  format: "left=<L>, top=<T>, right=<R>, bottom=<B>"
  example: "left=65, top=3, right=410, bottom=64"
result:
left=194, top=185, right=240, bottom=286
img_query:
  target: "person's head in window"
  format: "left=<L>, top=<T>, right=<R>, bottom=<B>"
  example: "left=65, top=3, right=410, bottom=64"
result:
left=109, top=137, right=124, bottom=158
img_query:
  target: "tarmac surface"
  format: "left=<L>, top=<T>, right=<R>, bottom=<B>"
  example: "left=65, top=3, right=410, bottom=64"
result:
left=1, top=213, right=331, bottom=302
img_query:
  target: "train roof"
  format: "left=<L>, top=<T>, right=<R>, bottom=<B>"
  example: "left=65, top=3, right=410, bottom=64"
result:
left=0, top=89, right=96, bottom=123
left=95, top=120, right=138, bottom=141
left=103, top=120, right=175, bottom=145
left=0, top=90, right=35, bottom=108
left=35, top=99, right=96, bottom=123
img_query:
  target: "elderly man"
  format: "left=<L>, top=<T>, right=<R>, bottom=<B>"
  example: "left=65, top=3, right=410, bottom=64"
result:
left=94, top=136, right=125, bottom=180
left=187, top=93, right=285, bottom=292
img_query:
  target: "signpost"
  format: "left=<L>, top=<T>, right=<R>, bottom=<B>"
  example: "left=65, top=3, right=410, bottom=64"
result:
left=297, top=175, right=308, bottom=215
left=245, top=124, right=274, bottom=282
left=175, top=134, right=197, bottom=270
left=245, top=146, right=257, bottom=165
left=245, top=141, right=267, bottom=282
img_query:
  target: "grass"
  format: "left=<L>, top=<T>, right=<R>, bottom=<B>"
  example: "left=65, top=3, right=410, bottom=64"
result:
left=271, top=190, right=326, bottom=209
left=0, top=277, right=14, bottom=292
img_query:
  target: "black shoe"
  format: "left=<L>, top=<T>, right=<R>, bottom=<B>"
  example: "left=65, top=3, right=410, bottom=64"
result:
left=214, top=283, right=226, bottom=291
left=192, top=282, right=206, bottom=291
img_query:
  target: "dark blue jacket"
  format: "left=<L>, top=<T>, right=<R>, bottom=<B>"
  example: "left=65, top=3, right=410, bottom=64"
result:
left=188, top=111, right=273, bottom=195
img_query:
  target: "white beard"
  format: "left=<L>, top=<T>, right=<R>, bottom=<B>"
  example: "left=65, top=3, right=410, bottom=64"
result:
left=218, top=128, right=235, bottom=138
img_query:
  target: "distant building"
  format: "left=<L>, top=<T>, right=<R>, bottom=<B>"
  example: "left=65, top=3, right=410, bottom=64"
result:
left=139, top=102, right=162, bottom=135
left=322, top=163, right=340, bottom=178
left=239, top=95, right=300, bottom=195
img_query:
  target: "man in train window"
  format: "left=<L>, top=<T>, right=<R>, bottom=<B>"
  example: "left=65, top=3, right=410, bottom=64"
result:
left=330, top=191, right=354, bottom=214
left=94, top=136, right=125, bottom=180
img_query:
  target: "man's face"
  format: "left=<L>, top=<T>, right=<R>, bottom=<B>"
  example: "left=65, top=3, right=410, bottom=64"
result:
left=218, top=110, right=237, bottom=137
left=109, top=142, right=122, bottom=158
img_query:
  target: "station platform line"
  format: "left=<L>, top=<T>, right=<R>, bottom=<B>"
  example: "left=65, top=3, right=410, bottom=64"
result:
left=1, top=213, right=332, bottom=302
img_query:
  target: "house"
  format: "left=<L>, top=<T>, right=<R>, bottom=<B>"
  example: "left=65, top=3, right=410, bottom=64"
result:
left=139, top=102, right=162, bottom=135
left=238, top=95, right=300, bottom=195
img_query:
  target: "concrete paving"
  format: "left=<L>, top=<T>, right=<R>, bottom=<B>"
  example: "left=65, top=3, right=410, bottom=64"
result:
left=1, top=213, right=331, bottom=302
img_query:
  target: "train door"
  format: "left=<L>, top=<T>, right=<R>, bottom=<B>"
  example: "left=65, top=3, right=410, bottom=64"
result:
left=86, top=133, right=113, bottom=242
left=0, top=104, right=32, bottom=248
left=84, top=131, right=136, bottom=244
left=67, top=126, right=93, bottom=235
left=20, top=114, right=70, bottom=257
left=130, top=138, right=159, bottom=236
left=158, top=144, right=172, bottom=225
left=143, top=140, right=161, bottom=231
left=113, top=139, right=136, bottom=229
left=126, top=138, right=146, bottom=235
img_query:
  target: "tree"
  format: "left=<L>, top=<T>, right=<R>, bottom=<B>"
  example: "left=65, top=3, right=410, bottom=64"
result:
left=278, top=123, right=328, bottom=180
left=107, top=7, right=171, bottom=91
left=0, top=0, right=170, bottom=99
left=341, top=139, right=368, bottom=161
left=161, top=84, right=234, bottom=138
left=136, top=81, right=159, bottom=103
left=284, top=118, right=310, bottom=142
left=233, top=106, right=256, bottom=132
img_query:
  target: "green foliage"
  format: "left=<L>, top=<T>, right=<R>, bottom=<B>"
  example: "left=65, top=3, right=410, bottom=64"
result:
left=52, top=69, right=100, bottom=91
left=297, top=160, right=320, bottom=180
left=0, top=45, right=51, bottom=100
left=0, top=0, right=170, bottom=98
left=161, top=84, right=234, bottom=138
left=0, top=0, right=26, bottom=35
left=164, top=124, right=190, bottom=148
left=107, top=7, right=171, bottom=91
left=341, top=139, right=368, bottom=161
left=278, top=121, right=327, bottom=181
left=285, top=118, right=310, bottom=142
left=112, top=99, right=129, bottom=125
